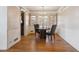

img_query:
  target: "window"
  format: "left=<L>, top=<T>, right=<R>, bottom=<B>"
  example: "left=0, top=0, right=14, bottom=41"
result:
left=31, top=16, right=36, bottom=26
left=43, top=16, right=49, bottom=26
left=37, top=16, right=43, bottom=25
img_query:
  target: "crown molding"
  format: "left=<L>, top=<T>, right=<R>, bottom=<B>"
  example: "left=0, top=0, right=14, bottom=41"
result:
left=58, top=6, right=69, bottom=13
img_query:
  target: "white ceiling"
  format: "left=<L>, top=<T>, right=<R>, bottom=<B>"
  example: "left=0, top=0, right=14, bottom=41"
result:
left=21, top=6, right=64, bottom=16
left=21, top=6, right=69, bottom=16
left=23, top=6, right=60, bottom=11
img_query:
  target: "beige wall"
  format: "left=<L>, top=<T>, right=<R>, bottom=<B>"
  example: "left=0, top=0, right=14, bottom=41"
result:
left=7, top=6, right=21, bottom=48
left=57, top=7, right=79, bottom=51
left=24, top=12, right=30, bottom=36
left=0, top=7, right=7, bottom=50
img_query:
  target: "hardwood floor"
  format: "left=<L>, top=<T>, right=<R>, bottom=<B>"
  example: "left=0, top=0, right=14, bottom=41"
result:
left=7, top=33, right=77, bottom=52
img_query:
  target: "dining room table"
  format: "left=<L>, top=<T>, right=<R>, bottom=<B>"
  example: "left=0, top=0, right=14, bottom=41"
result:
left=36, top=25, right=51, bottom=39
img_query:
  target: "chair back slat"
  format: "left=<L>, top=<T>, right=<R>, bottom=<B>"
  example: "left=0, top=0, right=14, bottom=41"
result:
left=51, top=25, right=57, bottom=34
left=34, top=24, right=39, bottom=33
left=34, top=24, right=39, bottom=29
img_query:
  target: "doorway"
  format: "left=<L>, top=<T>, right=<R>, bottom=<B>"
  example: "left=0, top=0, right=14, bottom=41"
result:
left=21, top=11, right=24, bottom=35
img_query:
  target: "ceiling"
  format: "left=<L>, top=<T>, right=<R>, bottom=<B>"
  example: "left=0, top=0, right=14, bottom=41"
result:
left=23, top=6, right=60, bottom=12
left=21, top=6, right=69, bottom=16
left=21, top=6, right=64, bottom=16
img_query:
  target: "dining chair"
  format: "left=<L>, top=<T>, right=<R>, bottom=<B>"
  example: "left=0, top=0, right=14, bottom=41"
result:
left=34, top=24, right=39, bottom=33
left=46, top=25, right=57, bottom=43
left=34, top=24, right=40, bottom=39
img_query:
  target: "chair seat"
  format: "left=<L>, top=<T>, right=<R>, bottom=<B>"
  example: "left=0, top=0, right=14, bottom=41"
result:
left=36, top=31, right=40, bottom=33
left=35, top=29, right=40, bottom=33
left=46, top=32, right=52, bottom=35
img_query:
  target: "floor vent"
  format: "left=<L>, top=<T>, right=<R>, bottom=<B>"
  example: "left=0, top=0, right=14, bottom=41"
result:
left=14, top=38, right=18, bottom=42
left=31, top=30, right=33, bottom=32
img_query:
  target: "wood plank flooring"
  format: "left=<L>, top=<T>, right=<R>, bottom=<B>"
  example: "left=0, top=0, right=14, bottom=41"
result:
left=7, top=33, right=77, bottom=52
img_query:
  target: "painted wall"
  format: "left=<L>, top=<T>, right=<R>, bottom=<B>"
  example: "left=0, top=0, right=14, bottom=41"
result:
left=0, top=6, right=29, bottom=50
left=24, top=12, right=30, bottom=36
left=7, top=6, right=21, bottom=48
left=57, top=7, right=79, bottom=51
left=0, top=7, right=7, bottom=50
